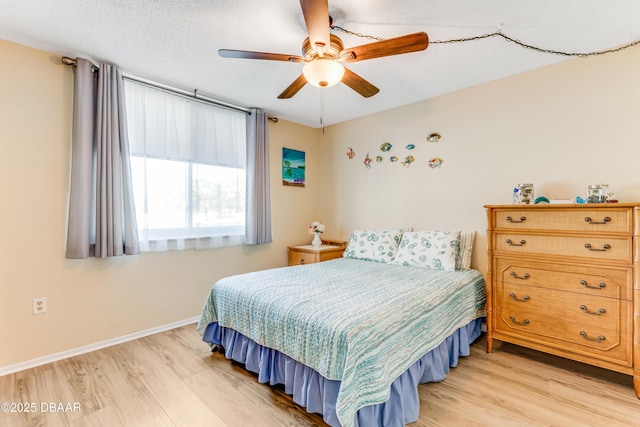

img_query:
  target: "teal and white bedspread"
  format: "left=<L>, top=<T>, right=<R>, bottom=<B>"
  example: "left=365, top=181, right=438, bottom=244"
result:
left=197, top=258, right=485, bottom=427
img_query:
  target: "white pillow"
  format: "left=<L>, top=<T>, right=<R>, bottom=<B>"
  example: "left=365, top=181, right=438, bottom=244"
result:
left=455, top=230, right=476, bottom=270
left=391, top=230, right=460, bottom=270
left=343, top=229, right=404, bottom=263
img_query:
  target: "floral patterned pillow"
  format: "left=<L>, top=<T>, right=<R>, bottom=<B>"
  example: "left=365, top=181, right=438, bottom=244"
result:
left=343, top=229, right=404, bottom=263
left=391, top=230, right=460, bottom=270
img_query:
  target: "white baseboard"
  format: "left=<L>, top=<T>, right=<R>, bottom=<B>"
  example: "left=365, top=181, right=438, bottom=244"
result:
left=0, top=315, right=200, bottom=377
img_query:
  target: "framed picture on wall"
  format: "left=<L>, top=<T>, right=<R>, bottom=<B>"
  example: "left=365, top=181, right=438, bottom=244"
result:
left=282, top=147, right=305, bottom=187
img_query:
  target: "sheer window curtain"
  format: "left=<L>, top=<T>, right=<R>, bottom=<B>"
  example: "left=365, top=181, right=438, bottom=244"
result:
left=65, top=59, right=140, bottom=259
left=245, top=108, right=272, bottom=245
left=124, top=80, right=248, bottom=251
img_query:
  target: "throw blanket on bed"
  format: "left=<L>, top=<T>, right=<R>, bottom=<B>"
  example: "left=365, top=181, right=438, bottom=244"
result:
left=197, top=258, right=485, bottom=427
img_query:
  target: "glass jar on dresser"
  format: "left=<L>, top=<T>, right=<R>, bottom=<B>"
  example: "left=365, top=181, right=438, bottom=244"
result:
left=485, top=203, right=640, bottom=399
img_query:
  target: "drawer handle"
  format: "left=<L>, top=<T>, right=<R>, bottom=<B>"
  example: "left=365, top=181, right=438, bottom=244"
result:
left=509, top=316, right=530, bottom=326
left=584, top=216, right=611, bottom=225
left=509, top=292, right=530, bottom=302
left=580, top=280, right=606, bottom=290
left=506, top=239, right=526, bottom=247
left=580, top=331, right=606, bottom=342
left=509, top=271, right=530, bottom=280
left=580, top=305, right=606, bottom=315
left=299, top=259, right=305, bottom=265
left=506, top=216, right=527, bottom=223
left=584, top=243, right=611, bottom=252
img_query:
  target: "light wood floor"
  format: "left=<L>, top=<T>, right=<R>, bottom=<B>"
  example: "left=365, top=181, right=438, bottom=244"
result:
left=1, top=324, right=639, bottom=427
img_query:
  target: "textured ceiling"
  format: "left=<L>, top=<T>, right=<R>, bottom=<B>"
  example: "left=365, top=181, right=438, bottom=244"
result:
left=1, top=0, right=639, bottom=128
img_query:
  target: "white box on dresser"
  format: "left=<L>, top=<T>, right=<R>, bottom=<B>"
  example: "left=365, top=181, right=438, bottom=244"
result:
left=485, top=203, right=640, bottom=399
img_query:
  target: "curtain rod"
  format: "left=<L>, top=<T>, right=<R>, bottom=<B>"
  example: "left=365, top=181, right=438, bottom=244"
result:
left=123, top=74, right=251, bottom=115
left=60, top=56, right=279, bottom=122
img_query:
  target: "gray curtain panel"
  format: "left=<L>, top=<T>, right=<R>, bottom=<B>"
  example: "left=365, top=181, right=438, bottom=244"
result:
left=65, top=59, right=139, bottom=258
left=244, top=108, right=272, bottom=245
left=65, top=59, right=97, bottom=259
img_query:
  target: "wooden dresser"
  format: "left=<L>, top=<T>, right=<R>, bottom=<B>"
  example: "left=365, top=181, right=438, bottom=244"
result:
left=485, top=203, right=639, bottom=398
left=287, top=239, right=347, bottom=266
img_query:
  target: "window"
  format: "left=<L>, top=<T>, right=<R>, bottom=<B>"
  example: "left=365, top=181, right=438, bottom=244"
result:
left=124, top=80, right=247, bottom=251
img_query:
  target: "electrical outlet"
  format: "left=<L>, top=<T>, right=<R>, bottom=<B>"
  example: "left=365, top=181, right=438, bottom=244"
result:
left=33, top=297, right=47, bottom=315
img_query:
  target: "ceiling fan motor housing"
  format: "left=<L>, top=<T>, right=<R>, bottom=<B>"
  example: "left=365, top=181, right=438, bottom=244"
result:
left=302, top=34, right=344, bottom=60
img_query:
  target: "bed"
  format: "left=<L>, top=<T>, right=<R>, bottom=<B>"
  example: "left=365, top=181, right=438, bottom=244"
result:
left=197, top=229, right=486, bottom=427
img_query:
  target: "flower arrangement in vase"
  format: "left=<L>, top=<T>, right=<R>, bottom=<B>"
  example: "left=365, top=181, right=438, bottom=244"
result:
left=308, top=221, right=325, bottom=247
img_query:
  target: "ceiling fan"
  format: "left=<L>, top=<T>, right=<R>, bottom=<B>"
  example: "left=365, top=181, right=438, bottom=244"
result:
left=218, top=0, right=429, bottom=99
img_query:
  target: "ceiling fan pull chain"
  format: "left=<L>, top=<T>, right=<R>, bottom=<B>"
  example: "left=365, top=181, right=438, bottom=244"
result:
left=321, top=88, right=325, bottom=134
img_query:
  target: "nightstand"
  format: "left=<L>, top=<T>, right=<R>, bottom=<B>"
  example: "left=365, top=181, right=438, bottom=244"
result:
left=287, top=239, right=347, bottom=266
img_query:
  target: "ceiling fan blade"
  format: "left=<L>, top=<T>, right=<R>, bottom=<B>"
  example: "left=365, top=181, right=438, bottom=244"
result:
left=341, top=32, right=429, bottom=63
left=342, top=67, right=379, bottom=98
left=277, top=74, right=308, bottom=99
left=219, top=49, right=305, bottom=63
left=299, top=0, right=330, bottom=55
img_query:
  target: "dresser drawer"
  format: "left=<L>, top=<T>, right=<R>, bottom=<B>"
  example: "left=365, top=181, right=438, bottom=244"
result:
left=495, top=310, right=630, bottom=364
left=495, top=233, right=631, bottom=262
left=495, top=292, right=631, bottom=363
left=495, top=257, right=632, bottom=300
left=287, top=246, right=345, bottom=266
left=288, top=251, right=318, bottom=266
left=497, top=282, right=624, bottom=330
left=494, top=208, right=632, bottom=234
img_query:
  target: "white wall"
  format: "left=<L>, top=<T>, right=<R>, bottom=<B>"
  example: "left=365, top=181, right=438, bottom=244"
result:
left=318, top=45, right=640, bottom=273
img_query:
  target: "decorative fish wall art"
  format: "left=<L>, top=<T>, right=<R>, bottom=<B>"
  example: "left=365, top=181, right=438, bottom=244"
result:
left=428, top=157, right=444, bottom=168
left=346, top=147, right=355, bottom=159
left=350, top=131, right=446, bottom=169
left=426, top=132, right=441, bottom=143
left=363, top=153, right=372, bottom=169
left=402, top=156, right=415, bottom=167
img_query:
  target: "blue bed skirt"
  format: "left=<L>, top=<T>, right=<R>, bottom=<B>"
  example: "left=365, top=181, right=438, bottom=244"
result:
left=202, top=318, right=483, bottom=427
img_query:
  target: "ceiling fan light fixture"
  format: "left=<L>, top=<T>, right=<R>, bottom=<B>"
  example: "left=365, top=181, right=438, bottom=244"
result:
left=303, top=59, right=345, bottom=88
